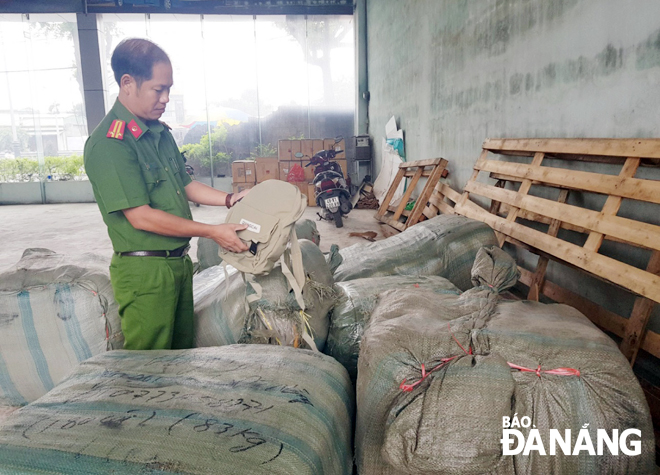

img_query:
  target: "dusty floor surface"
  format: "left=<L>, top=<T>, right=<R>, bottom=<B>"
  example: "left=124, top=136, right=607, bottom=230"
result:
left=0, top=203, right=397, bottom=272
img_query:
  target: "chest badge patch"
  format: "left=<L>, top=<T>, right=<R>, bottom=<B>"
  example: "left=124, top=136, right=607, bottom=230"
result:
left=128, top=119, right=143, bottom=139
left=106, top=120, right=125, bottom=140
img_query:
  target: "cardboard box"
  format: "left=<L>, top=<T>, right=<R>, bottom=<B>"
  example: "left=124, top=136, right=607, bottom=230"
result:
left=323, top=138, right=335, bottom=151
left=312, top=139, right=324, bottom=156
left=279, top=161, right=302, bottom=181
left=244, top=161, right=256, bottom=183
left=307, top=183, right=317, bottom=207
left=255, top=157, right=279, bottom=183
left=232, top=183, right=255, bottom=194
left=232, top=161, right=245, bottom=182
left=290, top=140, right=302, bottom=158
left=278, top=140, right=292, bottom=160
left=292, top=182, right=309, bottom=200
left=232, top=160, right=256, bottom=184
left=301, top=139, right=314, bottom=158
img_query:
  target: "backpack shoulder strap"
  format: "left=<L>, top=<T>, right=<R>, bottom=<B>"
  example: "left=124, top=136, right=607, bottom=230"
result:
left=280, top=230, right=306, bottom=310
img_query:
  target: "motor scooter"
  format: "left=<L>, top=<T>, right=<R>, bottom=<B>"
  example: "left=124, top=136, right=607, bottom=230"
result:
left=296, top=139, right=352, bottom=228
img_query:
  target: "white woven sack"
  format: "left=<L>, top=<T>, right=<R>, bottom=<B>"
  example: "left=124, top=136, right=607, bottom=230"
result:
left=0, top=249, right=121, bottom=408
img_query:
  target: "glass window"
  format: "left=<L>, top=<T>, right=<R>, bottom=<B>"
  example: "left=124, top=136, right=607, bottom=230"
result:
left=98, top=14, right=149, bottom=111
left=202, top=15, right=259, bottom=168
left=0, top=13, right=87, bottom=184
left=97, top=13, right=354, bottom=185
left=306, top=14, right=355, bottom=140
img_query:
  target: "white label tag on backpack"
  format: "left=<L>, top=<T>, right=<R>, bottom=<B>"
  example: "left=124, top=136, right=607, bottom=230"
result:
left=239, top=219, right=261, bottom=234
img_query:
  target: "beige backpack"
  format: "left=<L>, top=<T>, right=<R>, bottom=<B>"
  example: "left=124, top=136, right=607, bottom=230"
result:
left=219, top=180, right=308, bottom=310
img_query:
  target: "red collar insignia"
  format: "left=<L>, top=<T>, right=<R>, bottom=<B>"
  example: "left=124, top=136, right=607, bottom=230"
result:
left=128, top=119, right=143, bottom=139
left=106, top=120, right=125, bottom=140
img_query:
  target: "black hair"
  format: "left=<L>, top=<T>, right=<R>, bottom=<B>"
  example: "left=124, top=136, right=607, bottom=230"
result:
left=111, top=38, right=170, bottom=87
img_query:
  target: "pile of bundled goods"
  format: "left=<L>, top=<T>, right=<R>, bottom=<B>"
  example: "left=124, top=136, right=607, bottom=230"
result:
left=196, top=219, right=321, bottom=271
left=0, top=249, right=121, bottom=418
left=0, top=345, right=354, bottom=475
left=193, top=239, right=337, bottom=352
left=334, top=214, right=498, bottom=291
left=325, top=275, right=460, bottom=381
left=356, top=247, right=654, bottom=474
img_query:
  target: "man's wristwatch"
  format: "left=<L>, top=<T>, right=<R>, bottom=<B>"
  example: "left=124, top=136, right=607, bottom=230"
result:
left=225, top=193, right=234, bottom=208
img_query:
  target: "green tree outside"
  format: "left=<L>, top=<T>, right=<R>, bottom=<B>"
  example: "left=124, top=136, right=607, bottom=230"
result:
left=0, top=155, right=85, bottom=182
left=180, top=124, right=232, bottom=170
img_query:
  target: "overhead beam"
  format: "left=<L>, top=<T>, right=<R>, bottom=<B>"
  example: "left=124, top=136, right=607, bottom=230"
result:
left=0, top=0, right=353, bottom=15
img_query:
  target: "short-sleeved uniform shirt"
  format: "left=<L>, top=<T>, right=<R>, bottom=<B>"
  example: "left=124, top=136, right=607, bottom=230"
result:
left=84, top=100, right=193, bottom=252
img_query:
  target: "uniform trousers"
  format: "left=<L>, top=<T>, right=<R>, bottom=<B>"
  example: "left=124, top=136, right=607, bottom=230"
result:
left=110, top=253, right=194, bottom=350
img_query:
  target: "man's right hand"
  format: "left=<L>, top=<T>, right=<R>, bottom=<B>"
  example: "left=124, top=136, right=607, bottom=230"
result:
left=209, top=223, right=249, bottom=253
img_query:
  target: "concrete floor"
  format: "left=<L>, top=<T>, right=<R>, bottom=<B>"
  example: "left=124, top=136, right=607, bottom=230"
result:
left=0, top=203, right=397, bottom=272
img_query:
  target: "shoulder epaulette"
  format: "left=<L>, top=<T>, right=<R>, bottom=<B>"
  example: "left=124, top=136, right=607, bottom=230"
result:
left=106, top=119, right=125, bottom=140
left=160, top=121, right=172, bottom=130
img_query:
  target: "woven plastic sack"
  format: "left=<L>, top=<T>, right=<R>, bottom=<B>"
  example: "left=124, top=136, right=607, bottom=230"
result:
left=325, top=244, right=343, bottom=274
left=196, top=219, right=321, bottom=271
left=333, top=214, right=498, bottom=290
left=192, top=264, right=248, bottom=348
left=325, top=275, right=460, bottom=381
left=244, top=239, right=337, bottom=351
left=193, top=240, right=336, bottom=351
left=356, top=249, right=654, bottom=475
left=0, top=249, right=121, bottom=410
left=0, top=345, right=354, bottom=475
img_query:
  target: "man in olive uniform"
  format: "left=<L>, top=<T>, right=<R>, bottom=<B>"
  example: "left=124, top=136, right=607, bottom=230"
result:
left=85, top=38, right=249, bottom=350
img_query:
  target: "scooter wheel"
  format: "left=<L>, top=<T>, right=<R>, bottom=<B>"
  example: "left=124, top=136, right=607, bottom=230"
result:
left=333, top=210, right=343, bottom=228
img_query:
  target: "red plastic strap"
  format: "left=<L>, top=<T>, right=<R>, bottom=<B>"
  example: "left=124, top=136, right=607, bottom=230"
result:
left=399, top=357, right=457, bottom=392
left=399, top=325, right=580, bottom=392
left=507, top=362, right=581, bottom=378
left=448, top=323, right=472, bottom=355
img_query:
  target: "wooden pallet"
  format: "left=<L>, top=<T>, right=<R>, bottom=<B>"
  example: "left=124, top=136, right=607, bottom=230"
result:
left=433, top=138, right=660, bottom=366
left=375, top=158, right=448, bottom=231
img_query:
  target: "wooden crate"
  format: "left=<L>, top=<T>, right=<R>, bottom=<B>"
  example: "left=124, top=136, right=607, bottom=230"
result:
left=375, top=158, right=448, bottom=231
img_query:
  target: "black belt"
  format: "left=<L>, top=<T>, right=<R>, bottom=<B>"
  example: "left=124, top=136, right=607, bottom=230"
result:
left=116, top=245, right=189, bottom=258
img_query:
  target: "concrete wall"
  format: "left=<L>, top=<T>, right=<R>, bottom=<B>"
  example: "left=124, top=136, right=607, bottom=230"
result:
left=0, top=178, right=233, bottom=206
left=0, top=181, right=95, bottom=205
left=367, top=0, right=660, bottom=188
left=0, top=183, right=43, bottom=205
left=366, top=0, right=660, bottom=372
left=44, top=181, right=95, bottom=203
